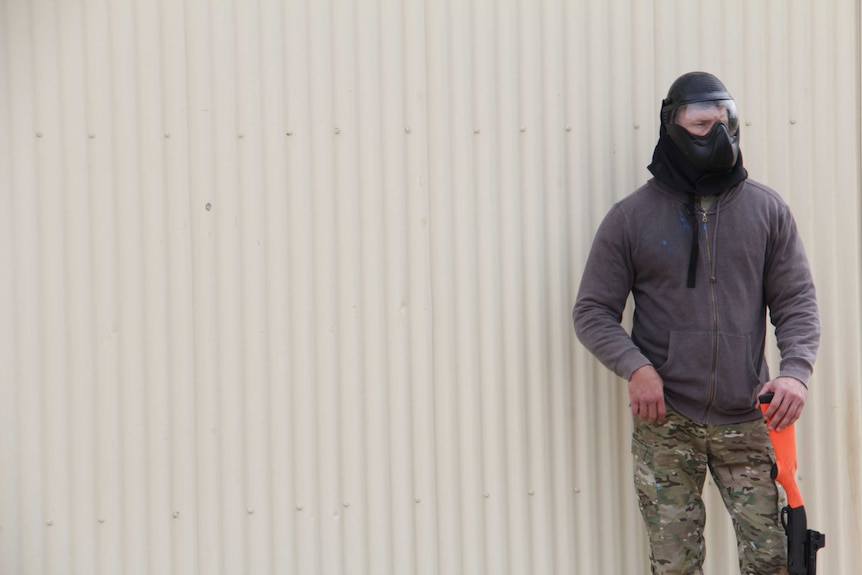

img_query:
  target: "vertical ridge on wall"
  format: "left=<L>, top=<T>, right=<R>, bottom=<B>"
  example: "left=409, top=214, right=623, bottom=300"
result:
left=136, top=0, right=173, bottom=572
left=184, top=0, right=220, bottom=572
left=34, top=0, right=71, bottom=571
left=160, top=0, right=198, bottom=570
left=307, top=0, right=336, bottom=572
left=355, top=0, right=390, bottom=572
left=563, top=0, right=602, bottom=572
left=425, top=0, right=459, bottom=571
left=472, top=2, right=506, bottom=574
left=331, top=0, right=360, bottom=572
left=401, top=0, right=437, bottom=573
left=6, top=1, right=42, bottom=572
left=539, top=0, right=577, bottom=572
left=497, top=1, right=529, bottom=572
left=260, top=0, right=289, bottom=570
left=210, top=1, right=243, bottom=572
left=86, top=0, right=122, bottom=570
left=451, top=0, right=483, bottom=572
left=801, top=4, right=834, bottom=570
left=520, top=0, right=556, bottom=572
left=281, top=0, right=307, bottom=573
left=59, top=0, right=97, bottom=571
left=378, top=4, right=416, bottom=575
left=238, top=1, right=273, bottom=573
left=0, top=3, right=19, bottom=574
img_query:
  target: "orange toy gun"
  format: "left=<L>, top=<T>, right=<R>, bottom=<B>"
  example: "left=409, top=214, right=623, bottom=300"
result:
left=759, top=392, right=825, bottom=575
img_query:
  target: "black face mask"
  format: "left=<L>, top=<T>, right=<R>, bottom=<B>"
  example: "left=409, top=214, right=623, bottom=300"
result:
left=666, top=120, right=739, bottom=173
left=648, top=125, right=747, bottom=197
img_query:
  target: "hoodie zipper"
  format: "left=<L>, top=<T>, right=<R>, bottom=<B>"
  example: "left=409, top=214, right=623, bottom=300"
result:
left=700, top=209, right=720, bottom=423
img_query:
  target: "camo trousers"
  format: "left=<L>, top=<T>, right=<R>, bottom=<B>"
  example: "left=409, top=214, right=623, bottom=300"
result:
left=631, top=406, right=788, bottom=575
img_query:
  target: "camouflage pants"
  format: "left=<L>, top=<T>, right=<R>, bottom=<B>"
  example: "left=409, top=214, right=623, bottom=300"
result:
left=631, top=406, right=787, bottom=575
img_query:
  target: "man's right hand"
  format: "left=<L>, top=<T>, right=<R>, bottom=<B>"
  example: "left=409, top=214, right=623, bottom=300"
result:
left=628, top=365, right=666, bottom=424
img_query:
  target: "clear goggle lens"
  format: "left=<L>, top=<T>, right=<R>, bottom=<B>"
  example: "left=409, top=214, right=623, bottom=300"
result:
left=674, top=99, right=739, bottom=136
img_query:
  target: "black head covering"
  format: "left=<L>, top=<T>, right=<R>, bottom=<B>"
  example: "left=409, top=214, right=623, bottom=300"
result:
left=649, top=71, right=747, bottom=195
left=648, top=72, right=748, bottom=288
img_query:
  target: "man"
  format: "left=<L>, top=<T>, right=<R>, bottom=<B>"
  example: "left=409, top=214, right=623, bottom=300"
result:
left=572, top=72, right=820, bottom=574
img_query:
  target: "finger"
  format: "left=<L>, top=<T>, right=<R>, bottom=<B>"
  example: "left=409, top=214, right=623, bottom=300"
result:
left=656, top=399, right=667, bottom=423
left=764, top=390, right=786, bottom=422
left=764, top=391, right=778, bottom=417
left=768, top=398, right=791, bottom=430
left=647, top=402, right=657, bottom=423
left=775, top=402, right=802, bottom=432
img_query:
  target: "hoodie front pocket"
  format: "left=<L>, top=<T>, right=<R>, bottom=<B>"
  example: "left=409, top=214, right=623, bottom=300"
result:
left=713, top=331, right=762, bottom=412
left=656, top=330, right=714, bottom=404
left=658, top=330, right=762, bottom=414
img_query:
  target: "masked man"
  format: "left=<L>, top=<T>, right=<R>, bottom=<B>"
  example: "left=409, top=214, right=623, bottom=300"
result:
left=572, top=72, right=820, bottom=574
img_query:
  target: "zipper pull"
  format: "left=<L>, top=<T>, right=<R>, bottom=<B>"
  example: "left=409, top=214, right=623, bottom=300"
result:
left=702, top=212, right=708, bottom=223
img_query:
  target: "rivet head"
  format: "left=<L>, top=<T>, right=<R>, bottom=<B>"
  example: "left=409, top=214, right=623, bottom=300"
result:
left=334, top=128, right=341, bottom=135
left=414, top=497, right=421, bottom=503
left=483, top=492, right=490, bottom=498
left=286, top=131, right=293, bottom=136
left=247, top=507, right=254, bottom=514
left=405, top=127, right=412, bottom=134
left=342, top=501, right=350, bottom=508
left=745, top=121, right=752, bottom=126
left=566, top=126, right=572, bottom=132
left=474, top=128, right=480, bottom=134
left=634, top=123, right=641, bottom=129
left=296, top=504, right=304, bottom=511
left=790, top=119, right=797, bottom=125
left=164, top=132, right=171, bottom=138
left=238, top=133, right=245, bottom=138
left=172, top=511, right=180, bottom=518
left=528, top=489, right=535, bottom=496
left=205, top=202, right=212, bottom=211
left=520, top=126, right=526, bottom=132
left=36, top=131, right=43, bottom=138
left=46, top=519, right=54, bottom=526
left=88, top=133, right=96, bottom=139
left=99, top=517, right=106, bottom=523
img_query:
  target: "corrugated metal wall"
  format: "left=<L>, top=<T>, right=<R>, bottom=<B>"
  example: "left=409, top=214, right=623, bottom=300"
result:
left=1, top=0, right=860, bottom=574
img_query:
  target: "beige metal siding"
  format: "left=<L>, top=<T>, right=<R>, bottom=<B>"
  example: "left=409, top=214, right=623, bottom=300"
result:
left=1, top=1, right=860, bottom=574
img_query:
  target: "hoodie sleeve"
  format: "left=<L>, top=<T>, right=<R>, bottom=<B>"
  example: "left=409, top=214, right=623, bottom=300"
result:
left=764, top=204, right=821, bottom=385
left=572, top=204, right=651, bottom=380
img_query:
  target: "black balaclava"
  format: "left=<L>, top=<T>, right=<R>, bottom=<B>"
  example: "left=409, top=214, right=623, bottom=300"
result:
left=647, top=72, right=748, bottom=287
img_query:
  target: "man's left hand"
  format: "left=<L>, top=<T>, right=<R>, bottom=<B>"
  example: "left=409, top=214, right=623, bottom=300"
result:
left=760, top=376, right=808, bottom=432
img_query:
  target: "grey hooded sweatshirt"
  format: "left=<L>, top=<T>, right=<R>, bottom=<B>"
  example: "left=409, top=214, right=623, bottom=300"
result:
left=572, top=177, right=820, bottom=425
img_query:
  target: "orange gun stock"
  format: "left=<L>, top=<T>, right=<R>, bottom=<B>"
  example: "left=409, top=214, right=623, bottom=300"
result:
left=758, top=392, right=825, bottom=575
left=758, top=392, right=804, bottom=508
